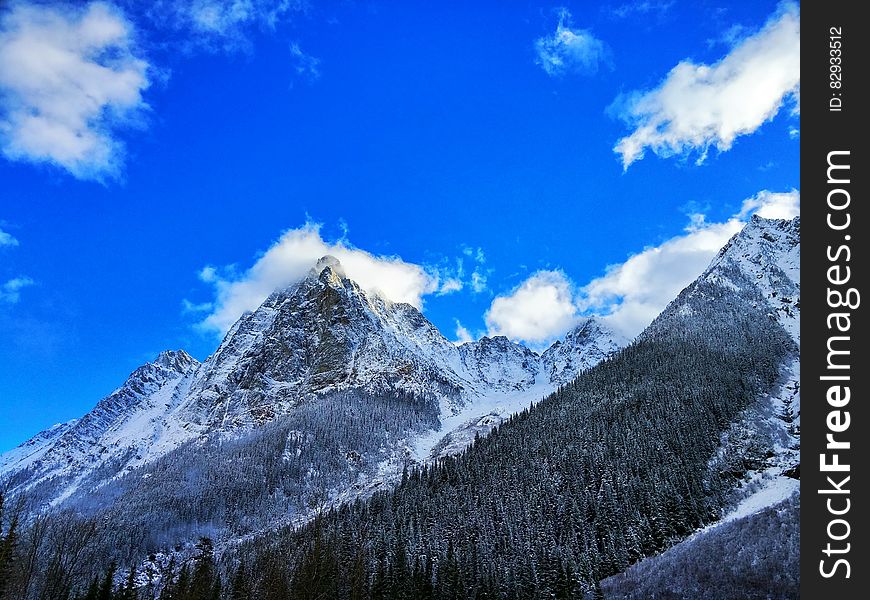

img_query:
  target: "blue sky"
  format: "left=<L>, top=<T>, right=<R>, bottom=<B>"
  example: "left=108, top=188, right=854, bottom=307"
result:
left=0, top=0, right=799, bottom=451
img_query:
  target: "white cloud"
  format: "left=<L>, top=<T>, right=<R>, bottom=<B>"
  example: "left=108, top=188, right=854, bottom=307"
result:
left=581, top=189, right=799, bottom=337
left=480, top=189, right=799, bottom=343
left=461, top=245, right=486, bottom=264
left=454, top=320, right=474, bottom=344
left=182, top=298, right=213, bottom=313
left=200, top=223, right=449, bottom=333
left=737, top=189, right=800, bottom=220
left=189, top=0, right=256, bottom=36
left=0, top=227, right=18, bottom=247
left=609, top=0, right=674, bottom=20
left=198, top=265, right=219, bottom=283
left=148, top=0, right=303, bottom=50
left=581, top=219, right=745, bottom=336
left=535, top=9, right=609, bottom=77
left=438, top=278, right=463, bottom=295
left=470, top=271, right=488, bottom=294
left=0, top=1, right=150, bottom=181
left=0, top=276, right=34, bottom=303
left=613, top=2, right=799, bottom=169
left=484, top=270, right=577, bottom=344
left=290, top=42, right=321, bottom=82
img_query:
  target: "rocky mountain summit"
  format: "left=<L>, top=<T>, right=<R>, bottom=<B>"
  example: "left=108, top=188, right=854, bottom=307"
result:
left=0, top=216, right=800, bottom=586
left=0, top=256, right=625, bottom=510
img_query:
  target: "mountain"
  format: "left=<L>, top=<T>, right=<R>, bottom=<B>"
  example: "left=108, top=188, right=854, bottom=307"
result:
left=542, top=317, right=629, bottom=386
left=222, top=216, right=800, bottom=599
left=0, top=215, right=799, bottom=599
left=0, top=350, right=200, bottom=505
left=601, top=494, right=799, bottom=599
left=0, top=256, right=625, bottom=546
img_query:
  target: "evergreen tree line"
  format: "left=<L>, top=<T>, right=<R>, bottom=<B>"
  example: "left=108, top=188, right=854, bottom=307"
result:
left=2, top=267, right=798, bottom=598
left=601, top=494, right=799, bottom=599
left=214, top=274, right=797, bottom=598
left=63, top=390, right=438, bottom=566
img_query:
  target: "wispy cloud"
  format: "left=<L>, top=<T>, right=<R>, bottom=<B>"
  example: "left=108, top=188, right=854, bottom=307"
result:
left=459, top=245, right=489, bottom=294
left=145, top=0, right=305, bottom=52
left=438, top=278, right=463, bottom=295
left=0, top=227, right=18, bottom=247
left=454, top=320, right=474, bottom=345
left=0, top=276, right=34, bottom=303
left=0, top=1, right=150, bottom=181
left=608, top=0, right=674, bottom=20
left=470, top=271, right=488, bottom=294
left=181, top=298, right=214, bottom=313
left=535, top=8, right=610, bottom=77
left=612, top=2, right=799, bottom=169
left=290, top=42, right=321, bottom=82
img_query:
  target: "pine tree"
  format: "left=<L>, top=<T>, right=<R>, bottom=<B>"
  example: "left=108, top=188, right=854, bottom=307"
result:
left=81, top=577, right=101, bottom=600
left=123, top=565, right=138, bottom=600
left=158, top=558, right=176, bottom=600
left=174, top=563, right=191, bottom=600
left=230, top=562, right=249, bottom=600
left=98, top=563, right=117, bottom=600
left=0, top=494, right=17, bottom=599
left=191, top=538, right=216, bottom=600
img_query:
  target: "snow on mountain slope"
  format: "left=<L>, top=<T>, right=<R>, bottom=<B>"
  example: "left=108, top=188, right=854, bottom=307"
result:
left=177, top=259, right=475, bottom=432
left=703, top=215, right=800, bottom=343
left=0, top=419, right=78, bottom=474
left=646, top=215, right=801, bottom=528
left=0, top=257, right=625, bottom=510
left=542, top=317, right=629, bottom=386
left=702, top=215, right=800, bottom=485
left=0, top=350, right=200, bottom=504
left=416, top=316, right=627, bottom=461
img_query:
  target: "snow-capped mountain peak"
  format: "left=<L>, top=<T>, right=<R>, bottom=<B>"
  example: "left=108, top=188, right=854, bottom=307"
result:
left=0, top=254, right=629, bottom=513
left=0, top=349, right=200, bottom=504
left=153, top=349, right=198, bottom=372
left=542, top=317, right=628, bottom=386
left=702, top=215, right=799, bottom=343
left=313, top=254, right=346, bottom=279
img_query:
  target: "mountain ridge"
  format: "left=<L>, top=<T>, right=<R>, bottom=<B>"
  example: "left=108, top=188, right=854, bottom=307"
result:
left=0, top=258, right=626, bottom=509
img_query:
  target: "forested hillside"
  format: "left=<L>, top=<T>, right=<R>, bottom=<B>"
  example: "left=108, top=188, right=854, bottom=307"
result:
left=0, top=218, right=799, bottom=599
left=601, top=494, right=799, bottom=599
left=214, top=266, right=797, bottom=599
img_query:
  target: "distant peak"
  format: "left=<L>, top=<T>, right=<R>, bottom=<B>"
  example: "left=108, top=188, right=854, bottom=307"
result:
left=561, top=316, right=629, bottom=347
left=314, top=255, right=346, bottom=278
left=153, top=349, right=198, bottom=372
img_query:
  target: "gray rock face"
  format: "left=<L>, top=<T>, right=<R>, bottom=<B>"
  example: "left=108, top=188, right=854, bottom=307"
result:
left=542, top=318, right=629, bottom=386
left=0, top=256, right=626, bottom=508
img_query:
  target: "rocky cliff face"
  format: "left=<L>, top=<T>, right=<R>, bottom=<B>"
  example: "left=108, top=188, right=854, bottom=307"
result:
left=0, top=257, right=625, bottom=508
left=0, top=217, right=800, bottom=572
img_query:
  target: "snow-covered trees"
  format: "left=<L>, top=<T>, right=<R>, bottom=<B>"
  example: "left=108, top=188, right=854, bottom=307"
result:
left=215, top=268, right=797, bottom=598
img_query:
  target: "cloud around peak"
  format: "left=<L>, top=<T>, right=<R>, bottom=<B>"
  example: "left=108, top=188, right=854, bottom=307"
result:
left=197, top=223, right=462, bottom=334
left=484, top=270, right=578, bottom=345
left=581, top=189, right=799, bottom=337
left=612, top=2, right=799, bottom=169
